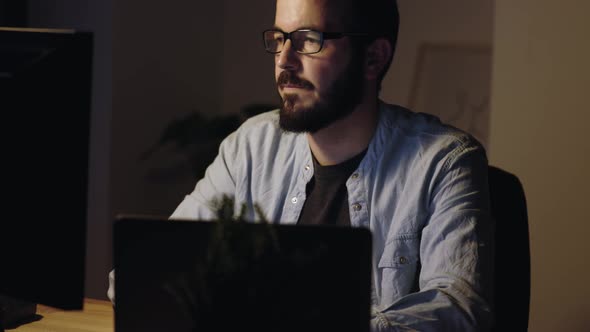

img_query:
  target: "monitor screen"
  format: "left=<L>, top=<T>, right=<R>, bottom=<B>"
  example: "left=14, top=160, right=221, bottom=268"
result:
left=0, top=27, right=92, bottom=325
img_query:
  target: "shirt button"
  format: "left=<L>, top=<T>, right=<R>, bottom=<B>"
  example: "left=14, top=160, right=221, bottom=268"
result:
left=351, top=173, right=359, bottom=179
left=399, top=256, right=408, bottom=264
left=305, top=165, right=310, bottom=171
left=291, top=197, right=298, bottom=204
left=352, top=203, right=362, bottom=211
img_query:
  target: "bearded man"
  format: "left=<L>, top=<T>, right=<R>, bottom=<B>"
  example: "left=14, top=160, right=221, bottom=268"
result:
left=110, top=0, right=494, bottom=330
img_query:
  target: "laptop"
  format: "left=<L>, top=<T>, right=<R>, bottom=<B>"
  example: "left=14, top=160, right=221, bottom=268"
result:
left=114, top=215, right=372, bottom=332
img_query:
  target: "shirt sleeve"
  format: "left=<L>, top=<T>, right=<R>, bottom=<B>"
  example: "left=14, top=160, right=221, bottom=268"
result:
left=107, top=129, right=243, bottom=306
left=170, top=130, right=240, bottom=220
left=371, top=139, right=494, bottom=331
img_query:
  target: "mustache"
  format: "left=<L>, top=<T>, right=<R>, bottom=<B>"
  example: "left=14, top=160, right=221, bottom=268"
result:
left=277, top=71, right=314, bottom=89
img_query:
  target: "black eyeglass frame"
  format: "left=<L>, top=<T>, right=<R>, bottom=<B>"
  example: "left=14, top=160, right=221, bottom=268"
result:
left=262, top=29, right=372, bottom=55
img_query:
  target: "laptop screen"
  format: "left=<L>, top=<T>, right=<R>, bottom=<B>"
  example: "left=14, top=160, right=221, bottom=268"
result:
left=114, top=215, right=372, bottom=332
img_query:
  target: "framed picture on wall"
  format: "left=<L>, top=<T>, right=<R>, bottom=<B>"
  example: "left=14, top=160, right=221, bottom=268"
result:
left=408, top=43, right=493, bottom=149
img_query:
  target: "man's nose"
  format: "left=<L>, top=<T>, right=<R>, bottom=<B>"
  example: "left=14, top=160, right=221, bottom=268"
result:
left=277, top=40, right=300, bottom=71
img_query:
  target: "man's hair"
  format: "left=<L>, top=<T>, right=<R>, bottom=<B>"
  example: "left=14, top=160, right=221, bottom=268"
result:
left=326, top=0, right=400, bottom=89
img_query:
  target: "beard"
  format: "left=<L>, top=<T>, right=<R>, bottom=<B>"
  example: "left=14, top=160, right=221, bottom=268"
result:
left=277, top=53, right=365, bottom=134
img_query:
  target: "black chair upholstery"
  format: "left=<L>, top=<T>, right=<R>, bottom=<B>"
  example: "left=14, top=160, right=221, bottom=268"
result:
left=488, top=166, right=531, bottom=331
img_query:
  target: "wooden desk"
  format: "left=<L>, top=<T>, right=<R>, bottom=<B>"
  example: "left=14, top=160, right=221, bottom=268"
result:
left=10, top=298, right=113, bottom=332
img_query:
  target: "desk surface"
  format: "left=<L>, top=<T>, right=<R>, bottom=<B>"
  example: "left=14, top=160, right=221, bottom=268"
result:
left=10, top=298, right=113, bottom=332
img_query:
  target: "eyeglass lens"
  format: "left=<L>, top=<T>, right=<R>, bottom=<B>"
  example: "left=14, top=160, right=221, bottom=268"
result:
left=264, top=30, right=323, bottom=54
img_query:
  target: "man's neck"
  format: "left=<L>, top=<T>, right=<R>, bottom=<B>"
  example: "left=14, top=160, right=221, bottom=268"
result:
left=307, top=97, right=379, bottom=166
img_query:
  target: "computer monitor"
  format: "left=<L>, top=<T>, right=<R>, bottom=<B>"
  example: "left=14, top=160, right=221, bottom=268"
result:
left=0, top=27, right=93, bottom=328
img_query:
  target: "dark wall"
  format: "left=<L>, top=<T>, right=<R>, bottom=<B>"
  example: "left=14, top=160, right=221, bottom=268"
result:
left=0, top=0, right=27, bottom=26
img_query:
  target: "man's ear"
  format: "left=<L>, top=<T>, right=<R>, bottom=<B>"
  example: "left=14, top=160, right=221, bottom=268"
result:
left=365, top=38, right=392, bottom=80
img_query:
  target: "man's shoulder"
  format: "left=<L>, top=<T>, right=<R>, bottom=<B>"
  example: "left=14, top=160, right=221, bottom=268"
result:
left=376, top=103, right=487, bottom=167
left=380, top=103, right=484, bottom=150
left=229, top=109, right=302, bottom=148
left=239, top=109, right=280, bottom=130
left=233, top=109, right=281, bottom=140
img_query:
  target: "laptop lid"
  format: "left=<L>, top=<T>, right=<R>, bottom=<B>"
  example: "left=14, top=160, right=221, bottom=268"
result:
left=114, top=215, right=372, bottom=332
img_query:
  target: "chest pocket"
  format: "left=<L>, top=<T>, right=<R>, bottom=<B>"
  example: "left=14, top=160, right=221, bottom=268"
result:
left=377, top=235, right=420, bottom=308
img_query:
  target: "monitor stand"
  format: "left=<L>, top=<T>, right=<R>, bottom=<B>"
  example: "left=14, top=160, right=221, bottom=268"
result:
left=0, top=294, right=37, bottom=331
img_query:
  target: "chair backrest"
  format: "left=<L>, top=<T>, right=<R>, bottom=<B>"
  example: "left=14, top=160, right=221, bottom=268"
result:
left=488, top=166, right=530, bottom=331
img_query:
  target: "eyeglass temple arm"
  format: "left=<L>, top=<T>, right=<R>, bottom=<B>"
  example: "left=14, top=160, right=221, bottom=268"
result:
left=322, top=32, right=372, bottom=39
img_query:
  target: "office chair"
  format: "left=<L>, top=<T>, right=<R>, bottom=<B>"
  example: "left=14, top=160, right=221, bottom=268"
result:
left=488, top=166, right=531, bottom=331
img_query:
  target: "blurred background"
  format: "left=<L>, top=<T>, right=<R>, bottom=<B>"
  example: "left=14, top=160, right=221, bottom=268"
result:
left=1, top=0, right=588, bottom=330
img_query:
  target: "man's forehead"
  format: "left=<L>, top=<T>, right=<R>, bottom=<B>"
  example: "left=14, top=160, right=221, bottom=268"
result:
left=274, top=0, right=350, bottom=31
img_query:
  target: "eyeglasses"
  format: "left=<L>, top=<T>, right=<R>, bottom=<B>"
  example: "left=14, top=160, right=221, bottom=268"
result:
left=263, top=29, right=371, bottom=55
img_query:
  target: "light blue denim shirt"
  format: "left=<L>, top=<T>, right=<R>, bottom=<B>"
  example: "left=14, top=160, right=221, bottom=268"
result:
left=170, top=102, right=494, bottom=331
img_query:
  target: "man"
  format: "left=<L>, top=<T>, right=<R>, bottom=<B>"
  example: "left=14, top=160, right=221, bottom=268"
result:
left=110, top=0, right=494, bottom=330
